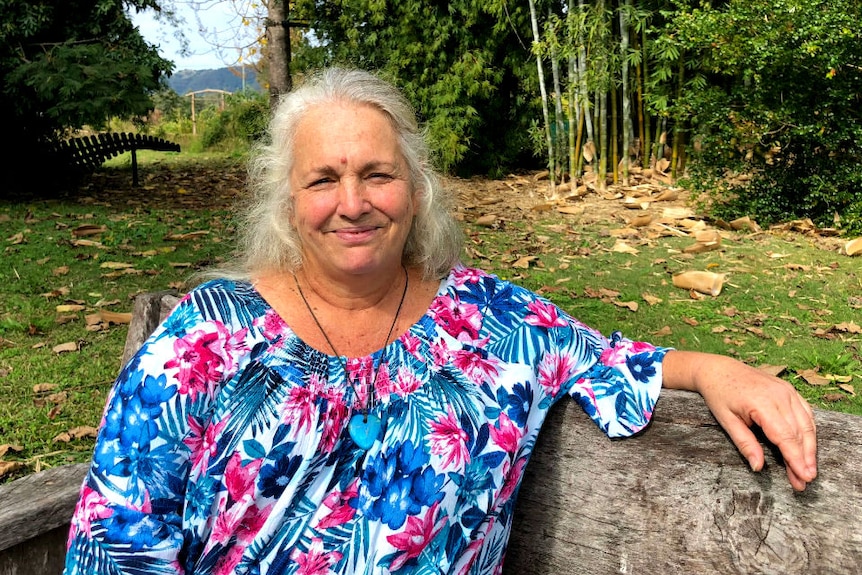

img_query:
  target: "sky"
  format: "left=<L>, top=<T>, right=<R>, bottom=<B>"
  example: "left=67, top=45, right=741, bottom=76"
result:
left=131, top=2, right=254, bottom=71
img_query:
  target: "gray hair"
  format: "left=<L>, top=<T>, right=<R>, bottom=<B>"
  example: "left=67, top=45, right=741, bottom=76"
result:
left=215, top=67, right=462, bottom=282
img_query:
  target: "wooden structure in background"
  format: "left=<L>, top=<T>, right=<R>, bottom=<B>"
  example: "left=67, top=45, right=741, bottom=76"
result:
left=49, top=132, right=180, bottom=186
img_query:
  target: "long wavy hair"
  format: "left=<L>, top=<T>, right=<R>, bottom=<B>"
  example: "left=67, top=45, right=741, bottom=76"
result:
left=210, top=67, right=463, bottom=282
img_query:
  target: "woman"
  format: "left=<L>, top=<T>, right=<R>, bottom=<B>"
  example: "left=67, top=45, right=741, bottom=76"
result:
left=63, top=68, right=817, bottom=575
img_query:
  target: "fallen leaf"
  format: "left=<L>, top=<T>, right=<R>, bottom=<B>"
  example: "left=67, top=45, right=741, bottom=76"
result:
left=652, top=326, right=673, bottom=336
left=844, top=237, right=862, bottom=256
left=474, top=214, right=497, bottom=227
left=70, top=238, right=104, bottom=248
left=642, top=293, right=662, bottom=306
left=52, top=341, right=79, bottom=354
left=164, top=230, right=210, bottom=241
left=629, top=213, right=653, bottom=227
left=838, top=383, right=856, bottom=396
left=33, top=383, right=58, bottom=393
left=53, top=425, right=99, bottom=442
left=0, top=461, right=24, bottom=479
left=71, top=224, right=107, bottom=237
left=512, top=255, right=536, bottom=269
left=613, top=300, right=639, bottom=312
left=46, top=390, right=68, bottom=403
left=557, top=206, right=584, bottom=216
left=611, top=239, right=639, bottom=255
left=729, top=216, right=761, bottom=232
left=0, top=444, right=23, bottom=458
left=100, top=261, right=135, bottom=270
left=56, top=304, right=85, bottom=313
left=99, top=310, right=132, bottom=324
left=672, top=271, right=725, bottom=296
left=758, top=364, right=787, bottom=377
left=797, top=368, right=830, bottom=386
left=832, top=321, right=862, bottom=334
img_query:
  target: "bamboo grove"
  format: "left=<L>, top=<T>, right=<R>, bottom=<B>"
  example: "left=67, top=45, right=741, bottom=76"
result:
left=522, top=0, right=862, bottom=231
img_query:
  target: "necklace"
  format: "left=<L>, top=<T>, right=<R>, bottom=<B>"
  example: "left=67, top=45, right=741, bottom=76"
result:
left=293, top=268, right=409, bottom=450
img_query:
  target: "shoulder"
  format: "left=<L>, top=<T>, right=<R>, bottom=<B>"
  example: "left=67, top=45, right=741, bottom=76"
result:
left=175, top=278, right=267, bottom=323
left=442, top=264, right=540, bottom=305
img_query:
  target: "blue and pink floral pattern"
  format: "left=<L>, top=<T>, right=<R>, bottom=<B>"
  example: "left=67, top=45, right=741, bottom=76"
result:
left=63, top=265, right=667, bottom=575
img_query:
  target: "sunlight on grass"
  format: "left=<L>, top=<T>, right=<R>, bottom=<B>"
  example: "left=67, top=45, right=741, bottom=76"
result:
left=1, top=154, right=860, bottom=481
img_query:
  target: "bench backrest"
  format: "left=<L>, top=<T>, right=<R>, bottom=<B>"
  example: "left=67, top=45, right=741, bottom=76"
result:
left=2, top=291, right=860, bottom=575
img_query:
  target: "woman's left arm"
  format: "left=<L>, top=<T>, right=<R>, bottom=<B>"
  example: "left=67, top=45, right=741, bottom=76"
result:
left=661, top=350, right=818, bottom=491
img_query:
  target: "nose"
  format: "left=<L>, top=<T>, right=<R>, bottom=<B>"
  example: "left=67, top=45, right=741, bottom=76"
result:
left=336, top=177, right=371, bottom=219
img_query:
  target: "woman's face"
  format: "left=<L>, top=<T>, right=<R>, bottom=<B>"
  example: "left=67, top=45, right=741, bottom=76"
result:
left=289, top=101, right=416, bottom=281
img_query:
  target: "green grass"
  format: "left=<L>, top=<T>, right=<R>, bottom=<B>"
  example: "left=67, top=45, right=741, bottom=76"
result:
left=460, top=215, right=862, bottom=414
left=1, top=154, right=860, bottom=482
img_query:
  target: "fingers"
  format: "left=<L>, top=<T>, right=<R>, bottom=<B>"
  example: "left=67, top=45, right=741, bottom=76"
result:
left=750, top=394, right=818, bottom=491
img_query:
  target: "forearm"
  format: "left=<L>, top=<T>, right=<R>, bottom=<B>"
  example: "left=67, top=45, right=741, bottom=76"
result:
left=660, top=349, right=723, bottom=393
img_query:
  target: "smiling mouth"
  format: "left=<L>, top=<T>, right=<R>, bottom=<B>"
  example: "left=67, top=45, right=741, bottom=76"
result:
left=331, top=226, right=380, bottom=240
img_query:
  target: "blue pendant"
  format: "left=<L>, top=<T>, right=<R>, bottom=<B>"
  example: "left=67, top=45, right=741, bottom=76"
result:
left=348, top=413, right=381, bottom=450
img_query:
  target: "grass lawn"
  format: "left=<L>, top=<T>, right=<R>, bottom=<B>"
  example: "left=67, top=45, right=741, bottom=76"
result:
left=1, top=153, right=860, bottom=482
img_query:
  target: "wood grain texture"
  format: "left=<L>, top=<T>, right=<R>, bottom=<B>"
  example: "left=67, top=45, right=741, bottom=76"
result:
left=505, top=389, right=862, bottom=574
left=0, top=463, right=88, bottom=552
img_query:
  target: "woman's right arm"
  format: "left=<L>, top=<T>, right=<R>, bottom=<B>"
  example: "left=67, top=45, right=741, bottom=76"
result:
left=63, top=294, right=241, bottom=575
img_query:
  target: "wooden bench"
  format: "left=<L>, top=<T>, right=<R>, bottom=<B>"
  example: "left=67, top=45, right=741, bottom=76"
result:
left=49, top=132, right=181, bottom=186
left=1, top=291, right=860, bottom=574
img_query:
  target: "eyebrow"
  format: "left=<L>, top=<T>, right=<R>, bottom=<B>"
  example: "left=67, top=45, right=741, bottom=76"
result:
left=304, top=160, right=402, bottom=177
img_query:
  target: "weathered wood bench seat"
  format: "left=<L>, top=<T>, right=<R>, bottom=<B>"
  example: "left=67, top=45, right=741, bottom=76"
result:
left=49, top=132, right=181, bottom=186
left=2, top=291, right=860, bottom=574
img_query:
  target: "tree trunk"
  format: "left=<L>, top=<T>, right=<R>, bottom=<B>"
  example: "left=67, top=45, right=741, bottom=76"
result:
left=619, top=0, right=632, bottom=184
left=671, top=53, right=684, bottom=179
left=611, top=82, right=618, bottom=184
left=529, top=0, right=556, bottom=195
left=577, top=0, right=594, bottom=151
left=549, top=10, right=566, bottom=181
left=640, top=25, right=651, bottom=168
left=267, top=0, right=292, bottom=107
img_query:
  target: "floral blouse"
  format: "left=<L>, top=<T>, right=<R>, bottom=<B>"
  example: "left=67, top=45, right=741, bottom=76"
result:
left=63, top=265, right=667, bottom=575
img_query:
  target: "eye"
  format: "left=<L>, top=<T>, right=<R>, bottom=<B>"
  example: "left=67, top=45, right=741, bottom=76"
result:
left=307, top=176, right=334, bottom=188
left=367, top=172, right=394, bottom=183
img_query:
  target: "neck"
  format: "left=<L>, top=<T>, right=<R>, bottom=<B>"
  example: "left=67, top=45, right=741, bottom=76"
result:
left=295, top=263, right=408, bottom=312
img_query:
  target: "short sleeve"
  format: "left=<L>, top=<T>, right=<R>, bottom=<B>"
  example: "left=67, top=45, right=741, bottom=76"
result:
left=562, top=324, right=668, bottom=438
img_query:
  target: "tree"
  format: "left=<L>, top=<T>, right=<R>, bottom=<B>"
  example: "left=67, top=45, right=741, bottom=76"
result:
left=673, top=0, right=862, bottom=232
left=1, top=0, right=173, bottom=195
left=293, top=0, right=539, bottom=175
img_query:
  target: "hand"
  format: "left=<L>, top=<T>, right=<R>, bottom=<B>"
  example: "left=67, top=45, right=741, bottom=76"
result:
left=662, top=350, right=818, bottom=491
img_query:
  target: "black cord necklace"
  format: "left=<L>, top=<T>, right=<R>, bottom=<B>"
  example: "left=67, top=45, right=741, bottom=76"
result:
left=293, top=267, right=409, bottom=450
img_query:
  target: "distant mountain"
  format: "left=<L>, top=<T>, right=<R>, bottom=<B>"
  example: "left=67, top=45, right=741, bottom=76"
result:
left=167, top=67, right=262, bottom=95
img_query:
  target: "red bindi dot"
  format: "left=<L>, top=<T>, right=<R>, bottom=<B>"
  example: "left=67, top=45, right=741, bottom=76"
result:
left=340, top=156, right=347, bottom=164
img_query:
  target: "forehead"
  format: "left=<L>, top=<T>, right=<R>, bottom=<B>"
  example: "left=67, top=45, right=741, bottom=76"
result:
left=294, top=101, right=399, bottom=145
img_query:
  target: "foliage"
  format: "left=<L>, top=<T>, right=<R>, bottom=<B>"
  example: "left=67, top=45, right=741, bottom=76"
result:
left=0, top=0, right=174, bottom=196
left=198, top=90, right=269, bottom=150
left=293, top=0, right=541, bottom=175
left=672, top=0, right=862, bottom=234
